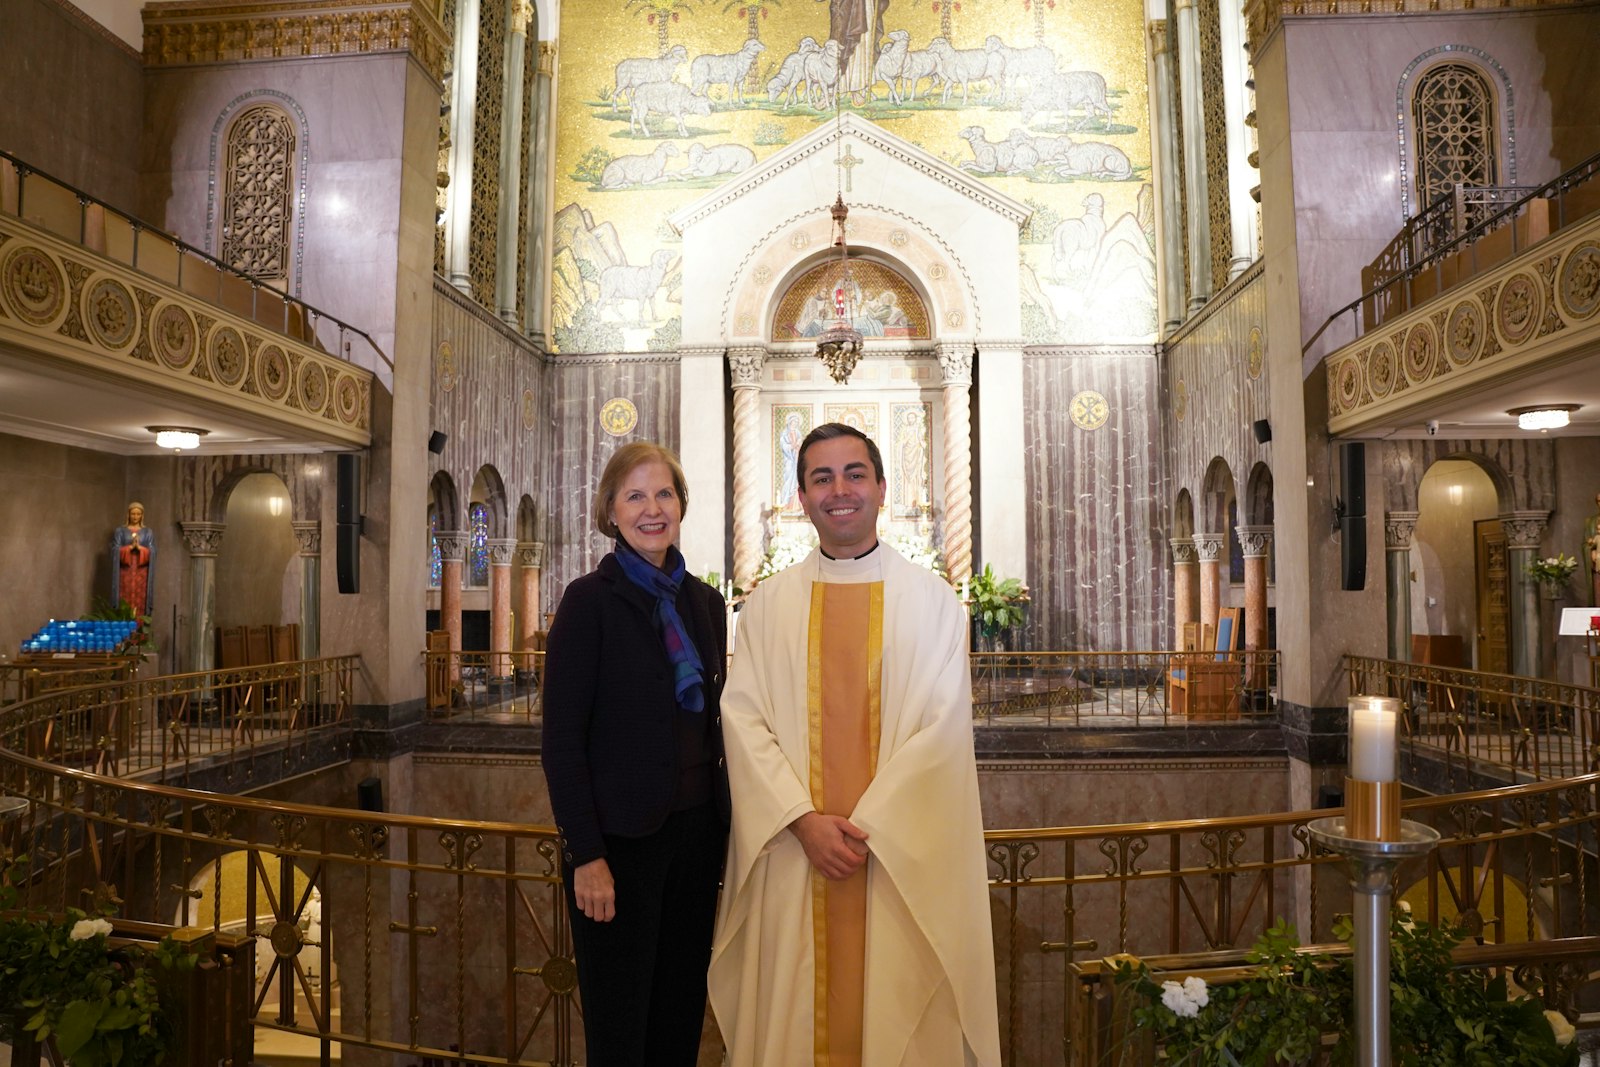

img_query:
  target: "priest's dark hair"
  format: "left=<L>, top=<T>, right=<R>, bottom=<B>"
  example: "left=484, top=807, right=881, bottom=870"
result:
left=797, top=422, right=885, bottom=487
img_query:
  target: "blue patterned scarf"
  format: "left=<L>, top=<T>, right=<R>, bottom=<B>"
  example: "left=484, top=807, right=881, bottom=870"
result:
left=614, top=540, right=705, bottom=713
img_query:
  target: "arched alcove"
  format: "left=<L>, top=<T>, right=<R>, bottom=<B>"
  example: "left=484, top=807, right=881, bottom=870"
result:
left=1411, top=458, right=1501, bottom=669
left=216, top=471, right=298, bottom=629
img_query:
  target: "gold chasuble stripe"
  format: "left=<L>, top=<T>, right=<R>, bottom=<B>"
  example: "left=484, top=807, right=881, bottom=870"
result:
left=806, top=580, right=883, bottom=1067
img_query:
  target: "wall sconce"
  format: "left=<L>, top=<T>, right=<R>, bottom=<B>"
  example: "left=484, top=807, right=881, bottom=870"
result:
left=268, top=496, right=285, bottom=517
left=1447, top=484, right=1463, bottom=506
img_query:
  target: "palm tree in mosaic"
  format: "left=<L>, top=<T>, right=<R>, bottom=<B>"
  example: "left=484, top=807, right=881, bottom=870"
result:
left=627, top=0, right=697, bottom=55
left=724, top=0, right=781, bottom=94
left=933, top=0, right=972, bottom=42
left=1022, top=0, right=1055, bottom=43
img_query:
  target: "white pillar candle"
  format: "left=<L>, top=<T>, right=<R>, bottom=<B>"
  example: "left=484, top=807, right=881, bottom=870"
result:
left=1349, top=695, right=1400, bottom=782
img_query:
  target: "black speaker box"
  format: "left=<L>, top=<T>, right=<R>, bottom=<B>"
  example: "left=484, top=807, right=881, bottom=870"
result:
left=357, top=776, right=384, bottom=812
left=1340, top=514, right=1366, bottom=591
left=1339, top=442, right=1366, bottom=517
left=428, top=430, right=448, bottom=454
left=1252, top=418, right=1272, bottom=443
left=337, top=453, right=362, bottom=525
left=337, top=521, right=360, bottom=594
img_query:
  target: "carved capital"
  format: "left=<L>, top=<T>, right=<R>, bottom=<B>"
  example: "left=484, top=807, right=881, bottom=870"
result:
left=937, top=343, right=974, bottom=387
left=1170, top=537, right=1199, bottom=566
left=510, top=0, right=533, bottom=36
left=1500, top=510, right=1550, bottom=550
left=1149, top=19, right=1169, bottom=55
left=1236, top=524, right=1274, bottom=559
left=180, top=521, right=225, bottom=558
left=436, top=530, right=467, bottom=563
left=487, top=537, right=517, bottom=567
left=1384, top=510, right=1419, bottom=551
left=728, top=346, right=766, bottom=389
left=1193, top=532, right=1225, bottom=562
left=291, top=520, right=321, bottom=556
left=517, top=541, right=546, bottom=569
left=536, top=40, right=556, bottom=77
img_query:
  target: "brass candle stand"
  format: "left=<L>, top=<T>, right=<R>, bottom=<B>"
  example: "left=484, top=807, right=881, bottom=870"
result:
left=1307, top=809, right=1440, bottom=1067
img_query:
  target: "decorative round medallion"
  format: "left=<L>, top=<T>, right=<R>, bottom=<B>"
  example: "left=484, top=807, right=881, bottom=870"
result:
left=437, top=340, right=458, bottom=392
left=890, top=229, right=908, bottom=247
left=1444, top=299, right=1485, bottom=366
left=522, top=389, right=536, bottom=430
left=945, top=309, right=964, bottom=328
left=269, top=920, right=303, bottom=958
left=1367, top=340, right=1396, bottom=399
left=1494, top=272, right=1540, bottom=345
left=599, top=396, right=637, bottom=437
left=753, top=264, right=771, bottom=285
left=256, top=344, right=290, bottom=400
left=929, top=263, right=947, bottom=281
left=1334, top=357, right=1362, bottom=414
left=1069, top=389, right=1110, bottom=431
left=151, top=304, right=197, bottom=370
left=1246, top=326, right=1263, bottom=379
left=335, top=373, right=361, bottom=424
left=2, top=246, right=65, bottom=326
left=298, top=361, right=328, bottom=414
left=1173, top=378, right=1188, bottom=422
left=789, top=231, right=811, bottom=251
left=208, top=326, right=247, bottom=386
left=537, top=955, right=578, bottom=995
left=85, top=277, right=136, bottom=349
left=1402, top=323, right=1436, bottom=383
left=1557, top=242, right=1600, bottom=320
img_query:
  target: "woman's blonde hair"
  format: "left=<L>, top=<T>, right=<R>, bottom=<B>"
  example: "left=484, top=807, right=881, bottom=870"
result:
left=593, top=442, right=689, bottom=539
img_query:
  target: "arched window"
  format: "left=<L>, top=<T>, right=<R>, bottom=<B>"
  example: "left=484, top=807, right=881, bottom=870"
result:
left=221, top=104, right=295, bottom=281
left=428, top=507, right=442, bottom=588
left=468, top=502, right=490, bottom=587
left=1411, top=62, right=1497, bottom=212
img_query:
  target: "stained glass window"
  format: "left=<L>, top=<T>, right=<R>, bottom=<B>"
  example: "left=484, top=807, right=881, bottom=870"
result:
left=429, top=508, right=442, bottom=587
left=468, top=502, right=490, bottom=586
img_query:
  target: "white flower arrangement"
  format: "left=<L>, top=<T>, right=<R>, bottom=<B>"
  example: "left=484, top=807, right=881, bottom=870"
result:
left=1527, top=553, right=1579, bottom=589
left=68, top=916, right=114, bottom=941
left=883, top=533, right=946, bottom=577
left=754, top=530, right=819, bottom=583
left=1544, top=1008, right=1576, bottom=1047
left=1159, top=976, right=1209, bottom=1019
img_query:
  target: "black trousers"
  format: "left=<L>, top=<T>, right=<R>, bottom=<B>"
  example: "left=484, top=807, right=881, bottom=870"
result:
left=564, top=803, right=725, bottom=1067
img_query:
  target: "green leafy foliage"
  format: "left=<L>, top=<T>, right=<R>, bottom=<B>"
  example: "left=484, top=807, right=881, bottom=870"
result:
left=967, top=563, right=1029, bottom=638
left=571, top=145, right=614, bottom=186
left=1114, top=915, right=1579, bottom=1067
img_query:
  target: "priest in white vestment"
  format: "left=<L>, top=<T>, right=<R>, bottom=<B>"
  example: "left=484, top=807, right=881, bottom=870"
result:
left=709, top=424, right=1001, bottom=1067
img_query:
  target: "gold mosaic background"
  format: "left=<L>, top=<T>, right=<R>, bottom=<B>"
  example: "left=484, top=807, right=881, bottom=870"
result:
left=552, top=0, right=1153, bottom=352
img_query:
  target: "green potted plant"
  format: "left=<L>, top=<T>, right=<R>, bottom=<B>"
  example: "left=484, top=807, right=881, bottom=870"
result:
left=966, top=564, right=1030, bottom=651
left=1113, top=914, right=1578, bottom=1066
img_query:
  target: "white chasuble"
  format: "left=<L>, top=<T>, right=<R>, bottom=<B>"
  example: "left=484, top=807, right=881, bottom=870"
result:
left=710, top=545, right=1001, bottom=1067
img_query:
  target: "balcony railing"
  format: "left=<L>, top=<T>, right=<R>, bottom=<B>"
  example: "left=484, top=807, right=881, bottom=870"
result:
left=0, top=149, right=390, bottom=377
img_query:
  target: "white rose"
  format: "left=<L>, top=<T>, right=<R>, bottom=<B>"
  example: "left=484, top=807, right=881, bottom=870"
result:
left=1160, top=980, right=1202, bottom=1019
left=1181, top=975, right=1210, bottom=1008
left=69, top=917, right=114, bottom=941
left=1544, top=1009, right=1575, bottom=1047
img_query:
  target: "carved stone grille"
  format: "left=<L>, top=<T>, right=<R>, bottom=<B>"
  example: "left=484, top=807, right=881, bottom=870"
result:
left=1198, top=0, right=1232, bottom=294
left=517, top=27, right=535, bottom=326
left=469, top=0, right=506, bottom=309
left=221, top=105, right=294, bottom=280
left=1172, top=45, right=1190, bottom=310
left=1412, top=62, right=1497, bottom=212
left=435, top=0, right=457, bottom=276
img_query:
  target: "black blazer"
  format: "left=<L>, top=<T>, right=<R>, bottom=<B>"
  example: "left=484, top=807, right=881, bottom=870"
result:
left=541, top=552, right=729, bottom=867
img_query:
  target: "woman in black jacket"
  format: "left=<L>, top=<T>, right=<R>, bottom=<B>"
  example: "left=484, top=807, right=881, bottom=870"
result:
left=541, top=441, right=728, bottom=1067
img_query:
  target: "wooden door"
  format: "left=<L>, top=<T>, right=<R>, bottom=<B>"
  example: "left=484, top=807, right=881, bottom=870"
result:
left=1475, top=520, right=1509, bottom=674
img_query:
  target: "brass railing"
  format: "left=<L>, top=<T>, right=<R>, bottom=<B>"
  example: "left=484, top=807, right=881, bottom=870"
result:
left=423, top=649, right=546, bottom=719
left=0, top=656, right=142, bottom=707
left=0, top=657, right=356, bottom=786
left=971, top=650, right=1280, bottom=726
left=1346, top=655, right=1600, bottom=785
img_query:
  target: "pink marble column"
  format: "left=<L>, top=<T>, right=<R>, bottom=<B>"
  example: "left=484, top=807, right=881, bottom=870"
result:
left=1170, top=537, right=1198, bottom=648
left=516, top=541, right=545, bottom=656
left=1195, top=532, right=1224, bottom=639
left=728, top=347, right=765, bottom=591
left=488, top=538, right=516, bottom=681
left=437, top=531, right=465, bottom=684
left=938, top=342, right=974, bottom=588
left=1237, top=525, right=1273, bottom=687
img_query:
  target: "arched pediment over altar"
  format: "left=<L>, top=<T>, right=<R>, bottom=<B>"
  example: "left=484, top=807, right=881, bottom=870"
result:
left=668, top=112, right=1028, bottom=347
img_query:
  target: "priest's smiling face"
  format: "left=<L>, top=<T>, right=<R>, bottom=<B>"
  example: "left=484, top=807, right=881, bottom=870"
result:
left=798, top=435, right=885, bottom=558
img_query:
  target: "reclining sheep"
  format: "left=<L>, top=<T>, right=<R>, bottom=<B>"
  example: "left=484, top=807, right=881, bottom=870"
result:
left=605, top=46, right=688, bottom=113
left=598, top=142, right=680, bottom=190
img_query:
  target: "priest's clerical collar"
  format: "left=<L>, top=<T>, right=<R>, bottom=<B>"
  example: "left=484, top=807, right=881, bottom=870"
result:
left=819, top=540, right=879, bottom=561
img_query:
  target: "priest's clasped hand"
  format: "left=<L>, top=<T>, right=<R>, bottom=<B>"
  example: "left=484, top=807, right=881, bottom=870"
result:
left=789, top=811, right=870, bottom=879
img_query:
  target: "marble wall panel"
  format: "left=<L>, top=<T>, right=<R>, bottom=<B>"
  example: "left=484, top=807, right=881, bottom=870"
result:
left=0, top=0, right=143, bottom=211
left=1022, top=345, right=1170, bottom=651
left=542, top=354, right=681, bottom=608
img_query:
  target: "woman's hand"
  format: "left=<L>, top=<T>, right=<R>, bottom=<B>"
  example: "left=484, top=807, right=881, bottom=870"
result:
left=573, top=858, right=616, bottom=922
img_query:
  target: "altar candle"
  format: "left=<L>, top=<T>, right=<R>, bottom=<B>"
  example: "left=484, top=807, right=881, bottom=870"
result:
left=1349, top=695, right=1399, bottom=782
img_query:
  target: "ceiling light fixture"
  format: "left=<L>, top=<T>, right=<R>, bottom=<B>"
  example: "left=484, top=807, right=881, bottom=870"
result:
left=1508, top=405, right=1579, bottom=432
left=147, top=425, right=209, bottom=451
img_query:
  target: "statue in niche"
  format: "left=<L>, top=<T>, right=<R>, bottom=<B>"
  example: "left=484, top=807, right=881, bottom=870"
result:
left=111, top=501, right=156, bottom=617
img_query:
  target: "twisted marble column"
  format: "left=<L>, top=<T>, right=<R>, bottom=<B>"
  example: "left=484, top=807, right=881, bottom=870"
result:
left=1171, top=537, right=1199, bottom=648
left=729, top=346, right=765, bottom=591
left=1195, top=532, right=1225, bottom=638
left=1384, top=511, right=1418, bottom=662
left=437, top=530, right=466, bottom=684
left=938, top=342, right=974, bottom=586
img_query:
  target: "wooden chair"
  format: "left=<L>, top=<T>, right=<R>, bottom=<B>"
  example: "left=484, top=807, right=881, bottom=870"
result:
left=1169, top=609, right=1244, bottom=719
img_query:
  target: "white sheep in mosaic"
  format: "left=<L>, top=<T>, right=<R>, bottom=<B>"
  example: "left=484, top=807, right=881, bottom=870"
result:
left=767, top=38, right=821, bottom=108
left=690, top=39, right=766, bottom=106
left=802, top=39, right=843, bottom=110
left=598, top=142, right=681, bottom=189
left=958, top=125, right=1039, bottom=175
left=927, top=37, right=1004, bottom=105
left=1051, top=193, right=1106, bottom=279
left=1019, top=70, right=1113, bottom=128
left=606, top=46, right=688, bottom=113
left=871, top=29, right=913, bottom=103
left=628, top=80, right=713, bottom=137
left=680, top=142, right=756, bottom=179
left=984, top=35, right=1057, bottom=100
left=598, top=249, right=676, bottom=322
left=1054, top=137, right=1133, bottom=180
